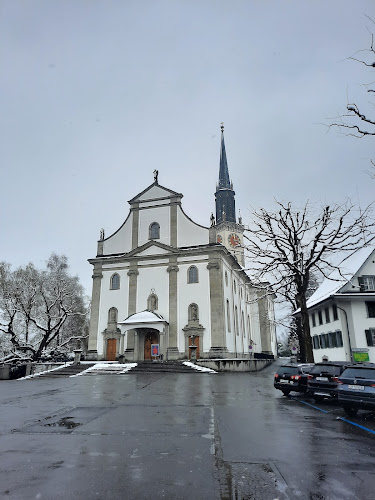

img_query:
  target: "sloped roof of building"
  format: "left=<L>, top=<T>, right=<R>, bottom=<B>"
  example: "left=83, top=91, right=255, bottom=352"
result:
left=119, top=310, right=166, bottom=325
left=306, top=245, right=375, bottom=309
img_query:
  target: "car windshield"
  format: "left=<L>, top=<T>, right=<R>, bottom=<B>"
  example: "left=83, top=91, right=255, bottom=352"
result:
left=301, top=366, right=314, bottom=374
left=341, top=368, right=375, bottom=380
left=310, top=365, right=342, bottom=376
left=277, top=366, right=299, bottom=375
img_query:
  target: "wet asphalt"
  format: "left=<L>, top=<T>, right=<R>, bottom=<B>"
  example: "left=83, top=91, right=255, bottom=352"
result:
left=0, top=360, right=375, bottom=499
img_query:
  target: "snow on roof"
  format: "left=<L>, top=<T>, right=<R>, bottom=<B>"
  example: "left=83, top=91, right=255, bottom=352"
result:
left=118, top=310, right=166, bottom=325
left=306, top=246, right=375, bottom=309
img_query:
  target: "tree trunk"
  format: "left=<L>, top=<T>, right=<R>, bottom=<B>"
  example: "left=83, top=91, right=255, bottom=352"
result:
left=299, top=299, right=314, bottom=362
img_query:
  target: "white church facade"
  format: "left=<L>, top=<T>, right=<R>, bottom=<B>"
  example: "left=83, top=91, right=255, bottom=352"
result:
left=87, top=127, right=277, bottom=361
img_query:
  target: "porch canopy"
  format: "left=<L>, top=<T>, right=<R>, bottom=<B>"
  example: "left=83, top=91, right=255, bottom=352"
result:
left=117, top=310, right=168, bottom=334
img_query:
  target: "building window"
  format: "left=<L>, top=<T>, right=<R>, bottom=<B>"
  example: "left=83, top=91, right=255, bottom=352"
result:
left=149, top=222, right=160, bottom=240
left=188, top=303, right=199, bottom=321
left=359, top=276, right=375, bottom=291
left=234, top=280, right=237, bottom=294
left=335, top=330, right=343, bottom=347
left=147, top=293, right=158, bottom=311
left=325, top=307, right=330, bottom=323
left=188, top=266, right=198, bottom=283
left=332, top=305, right=338, bottom=321
left=328, top=331, right=336, bottom=348
left=247, top=314, right=251, bottom=340
left=225, top=271, right=228, bottom=286
left=226, top=300, right=231, bottom=332
left=313, top=335, right=320, bottom=349
left=110, top=273, right=120, bottom=290
left=320, top=333, right=329, bottom=349
left=318, top=311, right=323, bottom=325
left=311, top=313, right=316, bottom=328
left=108, top=307, right=118, bottom=323
left=234, top=306, right=239, bottom=335
left=365, top=328, right=375, bottom=346
left=366, top=301, right=375, bottom=318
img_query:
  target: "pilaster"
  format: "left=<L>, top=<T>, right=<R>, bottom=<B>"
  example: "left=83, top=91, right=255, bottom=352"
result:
left=170, top=200, right=178, bottom=247
left=87, top=262, right=103, bottom=357
left=125, top=265, right=139, bottom=357
left=167, top=260, right=179, bottom=359
left=131, top=205, right=139, bottom=250
left=207, top=255, right=228, bottom=357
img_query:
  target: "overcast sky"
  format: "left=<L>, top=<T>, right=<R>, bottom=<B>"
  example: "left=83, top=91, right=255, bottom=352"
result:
left=1, top=0, right=374, bottom=297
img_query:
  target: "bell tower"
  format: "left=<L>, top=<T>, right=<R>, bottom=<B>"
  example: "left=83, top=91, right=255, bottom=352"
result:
left=214, top=124, right=245, bottom=266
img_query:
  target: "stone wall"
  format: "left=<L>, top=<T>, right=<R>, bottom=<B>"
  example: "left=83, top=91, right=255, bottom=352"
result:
left=196, top=358, right=274, bottom=372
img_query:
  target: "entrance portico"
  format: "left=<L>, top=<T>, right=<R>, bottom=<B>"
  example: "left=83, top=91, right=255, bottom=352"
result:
left=118, top=310, right=169, bottom=361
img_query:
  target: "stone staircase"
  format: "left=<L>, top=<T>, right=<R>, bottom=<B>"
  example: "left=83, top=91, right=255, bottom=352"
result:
left=36, top=363, right=96, bottom=378
left=127, top=361, right=201, bottom=374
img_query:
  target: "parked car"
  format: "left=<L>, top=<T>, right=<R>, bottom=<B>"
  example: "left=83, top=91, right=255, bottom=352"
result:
left=307, top=361, right=353, bottom=401
left=337, top=363, right=375, bottom=416
left=274, top=363, right=315, bottom=396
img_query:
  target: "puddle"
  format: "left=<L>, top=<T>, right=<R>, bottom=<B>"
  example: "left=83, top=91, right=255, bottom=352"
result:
left=44, top=417, right=81, bottom=429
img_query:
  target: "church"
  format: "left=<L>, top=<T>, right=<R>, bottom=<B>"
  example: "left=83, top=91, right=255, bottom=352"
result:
left=87, top=127, right=277, bottom=361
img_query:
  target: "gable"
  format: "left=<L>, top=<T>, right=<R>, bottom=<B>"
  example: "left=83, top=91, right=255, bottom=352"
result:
left=134, top=245, right=171, bottom=257
left=129, top=182, right=183, bottom=203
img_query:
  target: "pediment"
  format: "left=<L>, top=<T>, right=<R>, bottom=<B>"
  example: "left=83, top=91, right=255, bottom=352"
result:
left=129, top=182, right=182, bottom=204
left=127, top=240, right=177, bottom=257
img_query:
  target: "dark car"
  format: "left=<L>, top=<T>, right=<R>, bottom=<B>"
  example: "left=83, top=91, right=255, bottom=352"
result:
left=338, top=363, right=375, bottom=416
left=274, top=363, right=315, bottom=396
left=307, top=361, right=353, bottom=401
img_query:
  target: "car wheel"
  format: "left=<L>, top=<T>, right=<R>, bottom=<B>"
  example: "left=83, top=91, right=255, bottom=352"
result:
left=344, top=406, right=358, bottom=417
left=281, top=390, right=290, bottom=396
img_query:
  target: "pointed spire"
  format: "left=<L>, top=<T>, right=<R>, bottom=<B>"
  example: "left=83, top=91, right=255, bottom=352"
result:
left=218, top=123, right=231, bottom=189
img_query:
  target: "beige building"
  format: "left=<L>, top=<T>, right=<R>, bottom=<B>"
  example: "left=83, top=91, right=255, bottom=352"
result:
left=87, top=128, right=277, bottom=361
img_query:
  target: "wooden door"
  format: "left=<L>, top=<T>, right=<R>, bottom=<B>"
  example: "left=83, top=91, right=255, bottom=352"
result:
left=107, top=339, right=117, bottom=361
left=144, top=331, right=159, bottom=360
left=189, top=336, right=200, bottom=360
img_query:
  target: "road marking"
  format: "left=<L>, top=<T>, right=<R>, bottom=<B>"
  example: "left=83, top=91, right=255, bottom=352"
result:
left=293, top=398, right=375, bottom=435
left=338, top=417, right=375, bottom=436
left=294, top=399, right=329, bottom=413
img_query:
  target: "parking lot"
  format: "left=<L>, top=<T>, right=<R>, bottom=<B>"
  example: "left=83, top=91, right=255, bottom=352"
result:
left=0, top=360, right=375, bottom=499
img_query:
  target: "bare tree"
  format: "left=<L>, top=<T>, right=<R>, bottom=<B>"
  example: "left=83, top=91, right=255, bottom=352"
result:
left=0, top=254, right=88, bottom=361
left=244, top=200, right=374, bottom=362
left=330, top=16, right=375, bottom=177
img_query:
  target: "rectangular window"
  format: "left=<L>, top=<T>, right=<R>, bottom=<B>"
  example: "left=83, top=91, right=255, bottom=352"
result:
left=366, top=301, right=375, bottom=318
left=325, top=307, right=330, bottom=323
left=311, top=313, right=316, bottom=328
left=320, top=333, right=329, bottom=349
left=359, top=276, right=375, bottom=291
left=328, top=332, right=337, bottom=348
left=313, top=335, right=320, bottom=349
left=365, top=329, right=375, bottom=347
left=332, top=305, right=338, bottom=321
left=318, top=311, right=323, bottom=325
left=335, top=330, right=343, bottom=348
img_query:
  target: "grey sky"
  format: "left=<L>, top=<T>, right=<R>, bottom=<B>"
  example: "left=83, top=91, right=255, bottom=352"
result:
left=1, top=0, right=374, bottom=296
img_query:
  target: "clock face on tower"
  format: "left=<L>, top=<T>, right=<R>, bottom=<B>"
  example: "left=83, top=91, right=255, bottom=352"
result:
left=228, top=233, right=241, bottom=247
left=217, top=234, right=223, bottom=244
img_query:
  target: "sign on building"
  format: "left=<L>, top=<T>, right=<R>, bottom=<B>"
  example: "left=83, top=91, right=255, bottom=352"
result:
left=151, top=344, right=159, bottom=357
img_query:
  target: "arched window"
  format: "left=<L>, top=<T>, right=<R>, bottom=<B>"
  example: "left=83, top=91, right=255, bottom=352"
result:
left=235, top=306, right=239, bottom=335
left=233, top=280, right=237, bottom=294
left=226, top=300, right=231, bottom=332
left=149, top=222, right=160, bottom=240
left=188, top=303, right=199, bottom=321
left=110, top=273, right=120, bottom=290
left=108, top=307, right=118, bottom=324
left=147, top=293, right=158, bottom=311
left=225, top=271, right=228, bottom=286
left=188, top=266, right=198, bottom=284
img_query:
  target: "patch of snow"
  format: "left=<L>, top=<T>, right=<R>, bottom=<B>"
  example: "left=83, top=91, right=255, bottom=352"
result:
left=118, top=310, right=165, bottom=324
left=183, top=361, right=217, bottom=373
left=71, top=363, right=138, bottom=377
left=18, top=362, right=73, bottom=380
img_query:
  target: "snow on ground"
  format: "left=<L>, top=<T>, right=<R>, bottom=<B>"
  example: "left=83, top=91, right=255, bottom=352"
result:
left=71, top=363, right=138, bottom=376
left=18, top=362, right=73, bottom=380
left=183, top=361, right=217, bottom=373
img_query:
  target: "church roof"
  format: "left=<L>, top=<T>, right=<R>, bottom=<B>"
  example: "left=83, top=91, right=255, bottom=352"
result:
left=119, top=310, right=166, bottom=324
left=217, top=125, right=231, bottom=190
